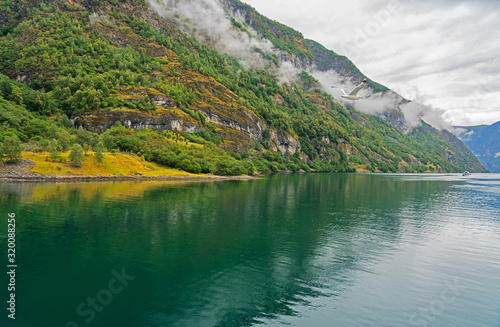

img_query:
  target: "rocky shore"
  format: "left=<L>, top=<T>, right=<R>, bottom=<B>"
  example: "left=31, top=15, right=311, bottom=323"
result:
left=0, top=159, right=256, bottom=182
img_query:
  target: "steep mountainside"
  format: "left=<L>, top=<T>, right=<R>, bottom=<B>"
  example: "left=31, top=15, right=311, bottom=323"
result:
left=0, top=0, right=487, bottom=174
left=456, top=122, right=500, bottom=173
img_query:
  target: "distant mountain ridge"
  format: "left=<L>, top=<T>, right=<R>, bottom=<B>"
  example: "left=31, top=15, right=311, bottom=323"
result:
left=455, top=121, right=500, bottom=172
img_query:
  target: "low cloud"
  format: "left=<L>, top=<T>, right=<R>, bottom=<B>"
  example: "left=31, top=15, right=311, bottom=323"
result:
left=353, top=91, right=401, bottom=116
left=461, top=129, right=474, bottom=139
left=147, top=0, right=274, bottom=69
left=312, top=70, right=454, bottom=130
left=276, top=61, right=300, bottom=85
left=147, top=0, right=304, bottom=84
left=311, top=70, right=359, bottom=98
left=400, top=101, right=453, bottom=130
left=312, top=70, right=400, bottom=115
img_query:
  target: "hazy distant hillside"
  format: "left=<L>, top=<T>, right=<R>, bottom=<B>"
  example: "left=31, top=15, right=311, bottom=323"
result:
left=456, top=122, right=500, bottom=172
left=0, top=0, right=487, bottom=174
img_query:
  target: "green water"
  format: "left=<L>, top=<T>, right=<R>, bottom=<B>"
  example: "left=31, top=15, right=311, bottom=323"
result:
left=1, top=174, right=500, bottom=327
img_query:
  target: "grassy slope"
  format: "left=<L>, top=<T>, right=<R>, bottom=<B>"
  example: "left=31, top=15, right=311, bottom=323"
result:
left=22, top=151, right=200, bottom=177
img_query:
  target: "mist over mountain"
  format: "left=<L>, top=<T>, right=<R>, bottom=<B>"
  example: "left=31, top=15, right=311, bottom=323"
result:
left=0, top=0, right=487, bottom=174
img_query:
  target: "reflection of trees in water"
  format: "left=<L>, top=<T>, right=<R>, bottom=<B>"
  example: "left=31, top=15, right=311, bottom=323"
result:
left=2, top=174, right=456, bottom=327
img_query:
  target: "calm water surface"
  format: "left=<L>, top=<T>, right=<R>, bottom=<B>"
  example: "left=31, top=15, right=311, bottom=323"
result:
left=1, top=173, right=500, bottom=327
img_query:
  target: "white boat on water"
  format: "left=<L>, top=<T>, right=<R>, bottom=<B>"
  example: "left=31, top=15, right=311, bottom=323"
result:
left=462, top=171, right=471, bottom=176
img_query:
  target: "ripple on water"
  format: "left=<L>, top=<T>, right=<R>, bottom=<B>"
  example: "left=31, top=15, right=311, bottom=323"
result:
left=3, top=174, right=500, bottom=327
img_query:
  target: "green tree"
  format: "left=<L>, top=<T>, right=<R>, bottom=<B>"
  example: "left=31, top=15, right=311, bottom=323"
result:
left=11, top=87, right=23, bottom=105
left=68, top=144, right=84, bottom=167
left=94, top=140, right=105, bottom=164
left=76, top=126, right=97, bottom=147
left=35, top=92, right=48, bottom=113
left=48, top=139, right=62, bottom=160
left=58, top=131, right=71, bottom=151
left=83, top=143, right=92, bottom=155
left=0, top=134, right=23, bottom=162
left=40, top=138, right=50, bottom=152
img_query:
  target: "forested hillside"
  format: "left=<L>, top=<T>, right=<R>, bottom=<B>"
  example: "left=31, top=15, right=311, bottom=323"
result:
left=0, top=0, right=488, bottom=175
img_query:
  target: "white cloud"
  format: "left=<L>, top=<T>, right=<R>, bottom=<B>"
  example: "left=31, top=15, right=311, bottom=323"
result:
left=147, top=0, right=275, bottom=69
left=242, top=0, right=500, bottom=126
left=312, top=70, right=452, bottom=129
left=458, top=129, right=475, bottom=141
left=276, top=61, right=300, bottom=84
left=311, top=70, right=393, bottom=115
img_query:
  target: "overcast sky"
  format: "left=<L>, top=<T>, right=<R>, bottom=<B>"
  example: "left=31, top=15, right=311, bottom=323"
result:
left=242, top=0, right=500, bottom=126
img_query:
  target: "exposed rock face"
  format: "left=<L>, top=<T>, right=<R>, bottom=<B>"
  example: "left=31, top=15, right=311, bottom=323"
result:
left=223, top=0, right=314, bottom=72
left=119, top=87, right=177, bottom=108
left=380, top=108, right=410, bottom=134
left=201, top=107, right=266, bottom=141
left=74, top=109, right=204, bottom=133
left=150, top=94, right=176, bottom=108
left=269, top=130, right=301, bottom=156
left=74, top=105, right=268, bottom=154
left=0, top=13, right=8, bottom=30
left=276, top=51, right=313, bottom=71
left=306, top=39, right=364, bottom=77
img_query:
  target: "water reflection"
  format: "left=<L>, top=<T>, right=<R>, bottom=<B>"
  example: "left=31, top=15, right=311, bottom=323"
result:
left=1, top=174, right=499, bottom=327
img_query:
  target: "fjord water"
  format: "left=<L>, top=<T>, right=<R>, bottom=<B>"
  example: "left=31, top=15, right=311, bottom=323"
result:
left=1, top=174, right=500, bottom=327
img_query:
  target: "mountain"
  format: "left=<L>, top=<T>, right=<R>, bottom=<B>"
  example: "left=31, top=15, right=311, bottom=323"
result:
left=455, top=122, right=500, bottom=172
left=0, top=0, right=488, bottom=175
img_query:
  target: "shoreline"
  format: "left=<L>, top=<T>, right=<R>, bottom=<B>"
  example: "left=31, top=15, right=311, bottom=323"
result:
left=0, top=173, right=257, bottom=183
left=1, top=171, right=490, bottom=183
left=1, top=158, right=486, bottom=183
left=0, top=157, right=258, bottom=183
